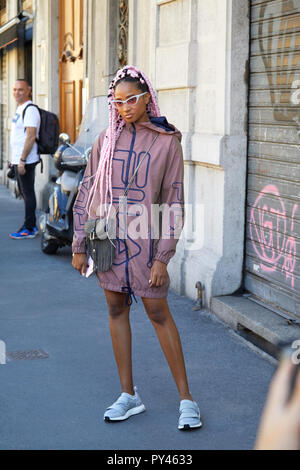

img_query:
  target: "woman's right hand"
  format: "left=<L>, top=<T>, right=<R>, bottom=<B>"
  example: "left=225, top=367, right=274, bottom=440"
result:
left=72, top=253, right=88, bottom=276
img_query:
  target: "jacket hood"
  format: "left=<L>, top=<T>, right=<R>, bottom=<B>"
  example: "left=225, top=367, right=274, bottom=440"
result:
left=130, top=116, right=182, bottom=142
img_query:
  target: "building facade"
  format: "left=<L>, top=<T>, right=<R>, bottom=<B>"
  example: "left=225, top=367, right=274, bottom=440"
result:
left=1, top=0, right=299, bottom=326
left=84, top=0, right=250, bottom=309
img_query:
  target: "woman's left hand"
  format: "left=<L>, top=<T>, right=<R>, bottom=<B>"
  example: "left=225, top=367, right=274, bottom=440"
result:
left=149, top=260, right=168, bottom=287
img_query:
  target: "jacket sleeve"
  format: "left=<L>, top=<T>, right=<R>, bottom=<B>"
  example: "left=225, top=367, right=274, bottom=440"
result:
left=72, top=137, right=101, bottom=254
left=153, top=136, right=185, bottom=265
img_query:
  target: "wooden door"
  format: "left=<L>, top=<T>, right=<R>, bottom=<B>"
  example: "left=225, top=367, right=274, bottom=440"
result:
left=59, top=0, right=83, bottom=143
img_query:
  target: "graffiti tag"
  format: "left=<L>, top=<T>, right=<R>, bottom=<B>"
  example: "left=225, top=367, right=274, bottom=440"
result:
left=250, top=185, right=298, bottom=288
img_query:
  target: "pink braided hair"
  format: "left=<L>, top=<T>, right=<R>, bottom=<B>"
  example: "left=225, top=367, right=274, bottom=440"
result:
left=87, top=65, right=161, bottom=220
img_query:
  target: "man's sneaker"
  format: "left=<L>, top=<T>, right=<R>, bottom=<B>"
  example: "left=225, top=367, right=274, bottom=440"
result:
left=104, top=386, right=146, bottom=422
left=178, top=399, right=202, bottom=430
left=9, top=227, right=38, bottom=239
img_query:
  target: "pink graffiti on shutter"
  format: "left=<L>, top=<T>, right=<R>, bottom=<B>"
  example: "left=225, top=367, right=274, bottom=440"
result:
left=250, top=185, right=298, bottom=289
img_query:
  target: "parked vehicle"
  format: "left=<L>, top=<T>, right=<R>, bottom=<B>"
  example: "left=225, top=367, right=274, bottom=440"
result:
left=39, top=96, right=109, bottom=254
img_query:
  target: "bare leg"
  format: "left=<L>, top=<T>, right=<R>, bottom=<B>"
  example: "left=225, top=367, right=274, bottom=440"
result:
left=142, top=297, right=193, bottom=401
left=104, top=290, right=134, bottom=395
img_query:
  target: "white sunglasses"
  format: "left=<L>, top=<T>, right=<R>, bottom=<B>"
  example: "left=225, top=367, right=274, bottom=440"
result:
left=111, top=92, right=148, bottom=108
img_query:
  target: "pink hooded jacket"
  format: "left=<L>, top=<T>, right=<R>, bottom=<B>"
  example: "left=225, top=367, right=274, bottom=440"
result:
left=72, top=117, right=184, bottom=303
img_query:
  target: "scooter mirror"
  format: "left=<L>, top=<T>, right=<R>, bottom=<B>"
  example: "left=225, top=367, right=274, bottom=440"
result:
left=84, top=147, right=92, bottom=163
left=59, top=133, right=71, bottom=145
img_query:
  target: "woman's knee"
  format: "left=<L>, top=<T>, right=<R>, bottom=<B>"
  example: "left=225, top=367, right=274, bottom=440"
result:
left=105, top=291, right=129, bottom=319
left=143, top=300, right=169, bottom=326
left=108, top=303, right=129, bottom=319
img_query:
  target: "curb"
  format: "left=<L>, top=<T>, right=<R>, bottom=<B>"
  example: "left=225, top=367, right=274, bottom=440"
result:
left=210, top=295, right=300, bottom=358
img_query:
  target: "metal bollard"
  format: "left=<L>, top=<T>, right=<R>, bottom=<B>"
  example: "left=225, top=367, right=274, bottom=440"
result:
left=193, top=282, right=204, bottom=311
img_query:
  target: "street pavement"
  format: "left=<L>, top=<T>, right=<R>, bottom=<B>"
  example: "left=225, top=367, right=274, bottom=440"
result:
left=0, top=184, right=276, bottom=450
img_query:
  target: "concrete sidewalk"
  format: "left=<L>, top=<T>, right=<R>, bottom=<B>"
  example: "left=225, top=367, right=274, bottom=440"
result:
left=0, top=184, right=276, bottom=450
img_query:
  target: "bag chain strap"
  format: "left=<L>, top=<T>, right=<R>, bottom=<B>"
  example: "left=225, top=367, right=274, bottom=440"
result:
left=123, top=133, right=159, bottom=198
left=98, top=133, right=159, bottom=250
left=112, top=133, right=159, bottom=252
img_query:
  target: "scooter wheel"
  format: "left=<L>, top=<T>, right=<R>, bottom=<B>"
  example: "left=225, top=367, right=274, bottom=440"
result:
left=41, top=233, right=59, bottom=255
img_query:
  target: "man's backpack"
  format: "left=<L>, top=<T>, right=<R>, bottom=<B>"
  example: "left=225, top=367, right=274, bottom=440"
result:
left=22, top=104, right=60, bottom=155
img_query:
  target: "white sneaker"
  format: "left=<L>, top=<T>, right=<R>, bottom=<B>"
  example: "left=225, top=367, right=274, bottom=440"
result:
left=178, top=399, right=202, bottom=430
left=104, top=386, right=146, bottom=422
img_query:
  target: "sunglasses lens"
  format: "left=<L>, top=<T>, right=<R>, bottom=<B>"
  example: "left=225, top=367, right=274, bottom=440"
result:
left=113, top=101, right=123, bottom=108
left=127, top=97, right=137, bottom=105
left=113, top=93, right=144, bottom=109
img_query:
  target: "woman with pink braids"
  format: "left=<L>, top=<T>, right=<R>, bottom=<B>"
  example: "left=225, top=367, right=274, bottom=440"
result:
left=72, top=66, right=202, bottom=430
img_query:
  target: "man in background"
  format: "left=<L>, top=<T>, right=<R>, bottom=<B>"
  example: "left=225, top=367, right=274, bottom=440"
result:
left=9, top=79, right=40, bottom=239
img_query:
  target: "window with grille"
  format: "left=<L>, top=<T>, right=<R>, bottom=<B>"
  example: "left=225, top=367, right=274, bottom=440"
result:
left=118, top=0, right=128, bottom=67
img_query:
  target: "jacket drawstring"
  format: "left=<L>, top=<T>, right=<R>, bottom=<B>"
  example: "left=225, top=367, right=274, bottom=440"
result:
left=147, top=235, right=154, bottom=269
left=121, top=240, right=137, bottom=306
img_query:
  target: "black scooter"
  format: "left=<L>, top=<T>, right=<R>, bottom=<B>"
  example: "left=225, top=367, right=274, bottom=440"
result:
left=39, top=96, right=109, bottom=254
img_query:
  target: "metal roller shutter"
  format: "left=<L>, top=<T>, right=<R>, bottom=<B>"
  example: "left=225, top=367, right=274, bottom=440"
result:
left=245, top=0, right=300, bottom=321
